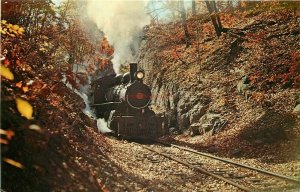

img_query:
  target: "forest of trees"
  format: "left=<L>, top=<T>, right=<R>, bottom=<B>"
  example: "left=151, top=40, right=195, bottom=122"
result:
left=1, top=0, right=239, bottom=104
left=2, top=0, right=298, bottom=89
left=1, top=0, right=115, bottom=90
left=1, top=0, right=299, bottom=170
left=1, top=0, right=115, bottom=169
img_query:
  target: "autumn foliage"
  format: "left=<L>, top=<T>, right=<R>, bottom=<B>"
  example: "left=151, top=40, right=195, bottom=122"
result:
left=1, top=1, right=300, bottom=190
left=0, top=0, right=115, bottom=173
left=97, top=37, right=115, bottom=70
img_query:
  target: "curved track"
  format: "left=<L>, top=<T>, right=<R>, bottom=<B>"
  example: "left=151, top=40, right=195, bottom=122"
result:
left=137, top=141, right=299, bottom=192
left=157, top=141, right=300, bottom=184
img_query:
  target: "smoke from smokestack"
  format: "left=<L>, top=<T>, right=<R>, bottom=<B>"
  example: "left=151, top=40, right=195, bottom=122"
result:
left=87, top=0, right=150, bottom=73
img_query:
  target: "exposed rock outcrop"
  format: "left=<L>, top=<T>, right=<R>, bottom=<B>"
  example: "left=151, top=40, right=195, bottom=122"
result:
left=139, top=8, right=300, bottom=161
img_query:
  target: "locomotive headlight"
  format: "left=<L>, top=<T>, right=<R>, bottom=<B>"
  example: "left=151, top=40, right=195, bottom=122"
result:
left=135, top=71, right=145, bottom=80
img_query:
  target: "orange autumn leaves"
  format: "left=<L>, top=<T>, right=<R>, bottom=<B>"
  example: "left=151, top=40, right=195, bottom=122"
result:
left=16, top=81, right=29, bottom=93
left=98, top=37, right=114, bottom=70
left=0, top=129, right=15, bottom=145
left=99, top=37, right=114, bottom=56
left=3, top=158, right=25, bottom=169
left=86, top=37, right=114, bottom=73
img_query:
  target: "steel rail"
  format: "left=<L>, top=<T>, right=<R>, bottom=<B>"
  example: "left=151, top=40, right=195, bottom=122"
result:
left=140, top=144, right=252, bottom=192
left=156, top=141, right=300, bottom=184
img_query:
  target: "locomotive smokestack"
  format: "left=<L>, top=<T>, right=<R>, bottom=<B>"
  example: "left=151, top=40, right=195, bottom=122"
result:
left=130, top=63, right=137, bottom=83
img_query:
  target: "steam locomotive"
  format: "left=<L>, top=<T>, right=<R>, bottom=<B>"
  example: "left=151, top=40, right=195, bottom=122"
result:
left=90, top=63, right=164, bottom=139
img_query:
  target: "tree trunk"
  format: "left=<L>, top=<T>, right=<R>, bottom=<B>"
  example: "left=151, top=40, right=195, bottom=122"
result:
left=179, top=0, right=191, bottom=47
left=211, top=1, right=223, bottom=31
left=227, top=1, right=233, bottom=11
left=205, top=0, right=222, bottom=37
left=192, top=0, right=196, bottom=15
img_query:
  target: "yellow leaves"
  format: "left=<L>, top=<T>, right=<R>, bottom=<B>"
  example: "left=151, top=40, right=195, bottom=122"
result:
left=1, top=64, right=34, bottom=119
left=39, top=47, right=47, bottom=52
left=1, top=28, right=7, bottom=35
left=16, top=98, right=33, bottom=120
left=0, top=64, right=14, bottom=80
left=41, top=35, right=48, bottom=40
left=1, top=20, right=24, bottom=37
left=12, top=25, right=19, bottom=31
left=17, top=27, right=25, bottom=35
left=3, top=158, right=25, bottom=169
left=39, top=42, right=50, bottom=52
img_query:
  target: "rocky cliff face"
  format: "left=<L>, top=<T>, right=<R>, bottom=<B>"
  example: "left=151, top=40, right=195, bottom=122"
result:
left=139, top=24, right=246, bottom=132
left=139, top=7, right=300, bottom=159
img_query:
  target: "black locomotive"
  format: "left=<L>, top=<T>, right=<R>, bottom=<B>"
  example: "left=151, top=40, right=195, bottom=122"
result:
left=90, top=63, right=164, bottom=139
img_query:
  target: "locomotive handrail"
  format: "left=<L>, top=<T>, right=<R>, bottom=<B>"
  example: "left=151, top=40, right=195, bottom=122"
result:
left=91, top=102, right=122, bottom=106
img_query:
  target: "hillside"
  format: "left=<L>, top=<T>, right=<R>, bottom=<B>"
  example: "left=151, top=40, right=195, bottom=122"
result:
left=1, top=1, right=300, bottom=191
left=140, top=4, right=300, bottom=162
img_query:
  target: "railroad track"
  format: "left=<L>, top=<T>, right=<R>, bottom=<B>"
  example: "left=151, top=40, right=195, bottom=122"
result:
left=137, top=141, right=300, bottom=192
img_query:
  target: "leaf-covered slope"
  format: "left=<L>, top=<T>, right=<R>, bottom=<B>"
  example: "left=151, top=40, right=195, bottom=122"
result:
left=1, top=62, right=154, bottom=191
left=140, top=5, right=300, bottom=161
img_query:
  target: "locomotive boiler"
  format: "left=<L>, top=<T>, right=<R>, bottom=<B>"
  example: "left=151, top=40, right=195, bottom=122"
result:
left=90, top=63, right=164, bottom=139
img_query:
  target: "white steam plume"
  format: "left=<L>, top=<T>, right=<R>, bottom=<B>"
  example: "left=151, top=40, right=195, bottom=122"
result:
left=97, top=118, right=112, bottom=133
left=87, top=0, right=150, bottom=73
left=62, top=75, right=95, bottom=118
